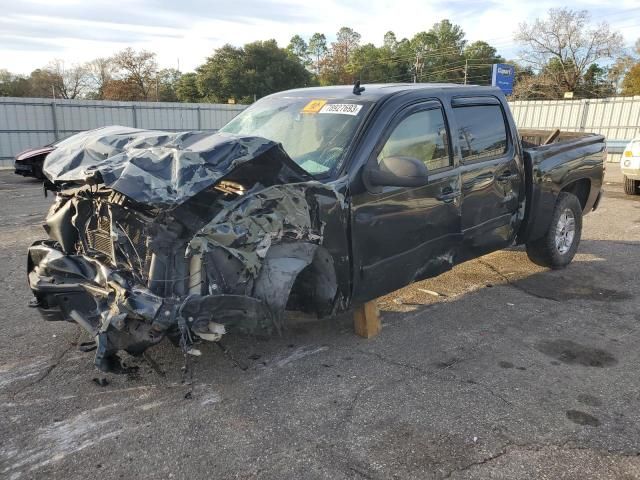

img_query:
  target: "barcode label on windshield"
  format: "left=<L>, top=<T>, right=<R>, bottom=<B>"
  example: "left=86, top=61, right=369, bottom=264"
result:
left=319, top=104, right=362, bottom=115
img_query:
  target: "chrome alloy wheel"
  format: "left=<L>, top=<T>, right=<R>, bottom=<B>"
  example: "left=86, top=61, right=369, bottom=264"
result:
left=555, top=208, right=576, bottom=254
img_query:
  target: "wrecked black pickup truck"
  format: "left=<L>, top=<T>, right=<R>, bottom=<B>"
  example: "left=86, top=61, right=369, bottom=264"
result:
left=27, top=84, right=606, bottom=371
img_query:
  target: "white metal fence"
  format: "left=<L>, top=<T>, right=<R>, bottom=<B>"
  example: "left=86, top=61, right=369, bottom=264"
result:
left=0, top=97, right=246, bottom=168
left=2, top=95, right=640, bottom=169
left=510, top=96, right=640, bottom=162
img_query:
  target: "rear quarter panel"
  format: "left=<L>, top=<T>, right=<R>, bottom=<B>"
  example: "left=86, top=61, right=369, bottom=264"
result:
left=517, top=135, right=605, bottom=244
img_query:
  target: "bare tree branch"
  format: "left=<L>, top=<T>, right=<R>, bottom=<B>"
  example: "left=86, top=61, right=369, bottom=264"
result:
left=515, top=8, right=623, bottom=93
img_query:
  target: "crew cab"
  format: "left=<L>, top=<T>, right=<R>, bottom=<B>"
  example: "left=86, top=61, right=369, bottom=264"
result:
left=27, top=84, right=606, bottom=371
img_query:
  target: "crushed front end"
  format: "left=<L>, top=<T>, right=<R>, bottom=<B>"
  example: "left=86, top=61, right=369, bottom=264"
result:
left=28, top=126, right=345, bottom=371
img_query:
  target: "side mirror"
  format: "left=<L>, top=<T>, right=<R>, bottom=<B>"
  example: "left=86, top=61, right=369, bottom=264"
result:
left=367, top=156, right=429, bottom=188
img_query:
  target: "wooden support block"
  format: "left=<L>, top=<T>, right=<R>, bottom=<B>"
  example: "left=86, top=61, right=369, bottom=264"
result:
left=353, top=300, right=381, bottom=338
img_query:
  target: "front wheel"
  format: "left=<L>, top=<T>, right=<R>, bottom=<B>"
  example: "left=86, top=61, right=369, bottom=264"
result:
left=526, top=192, right=583, bottom=269
left=624, top=175, right=639, bottom=195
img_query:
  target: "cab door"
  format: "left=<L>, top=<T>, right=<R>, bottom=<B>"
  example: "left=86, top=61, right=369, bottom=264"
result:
left=450, top=97, right=523, bottom=258
left=350, top=100, right=462, bottom=303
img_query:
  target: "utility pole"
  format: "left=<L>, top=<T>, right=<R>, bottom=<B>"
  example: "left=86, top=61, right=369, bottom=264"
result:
left=413, top=50, right=423, bottom=83
left=464, top=59, right=468, bottom=85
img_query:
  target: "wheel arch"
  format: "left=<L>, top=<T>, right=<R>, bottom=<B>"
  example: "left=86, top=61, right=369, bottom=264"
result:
left=253, top=243, right=339, bottom=320
left=560, top=177, right=591, bottom=211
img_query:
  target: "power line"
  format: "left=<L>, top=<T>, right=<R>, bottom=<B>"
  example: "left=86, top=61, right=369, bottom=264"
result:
left=341, top=9, right=640, bottom=85
left=354, top=46, right=468, bottom=70
left=369, top=58, right=508, bottom=84
left=364, top=59, right=497, bottom=84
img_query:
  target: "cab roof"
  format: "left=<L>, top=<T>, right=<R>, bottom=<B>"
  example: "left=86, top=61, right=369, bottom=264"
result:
left=267, top=83, right=503, bottom=102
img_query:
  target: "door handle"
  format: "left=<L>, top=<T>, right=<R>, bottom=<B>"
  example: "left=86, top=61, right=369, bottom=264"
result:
left=496, top=171, right=520, bottom=182
left=436, top=188, right=461, bottom=203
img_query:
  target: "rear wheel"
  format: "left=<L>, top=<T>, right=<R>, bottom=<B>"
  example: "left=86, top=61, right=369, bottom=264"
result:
left=624, top=175, right=639, bottom=195
left=526, top=192, right=582, bottom=269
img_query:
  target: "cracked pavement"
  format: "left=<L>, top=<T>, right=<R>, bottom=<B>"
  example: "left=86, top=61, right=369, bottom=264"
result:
left=1, top=165, right=639, bottom=479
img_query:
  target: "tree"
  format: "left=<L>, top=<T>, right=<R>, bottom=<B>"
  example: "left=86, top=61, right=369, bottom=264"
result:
left=243, top=40, right=312, bottom=99
left=511, top=63, right=551, bottom=100
left=347, top=43, right=386, bottom=82
left=112, top=48, right=158, bottom=100
left=515, top=8, right=623, bottom=94
left=102, top=79, right=142, bottom=101
left=196, top=40, right=311, bottom=103
left=320, top=27, right=361, bottom=84
left=287, top=35, right=310, bottom=67
left=27, top=60, right=91, bottom=99
left=581, top=63, right=614, bottom=97
left=622, top=64, right=640, bottom=95
left=308, top=33, right=328, bottom=75
left=463, top=41, right=504, bottom=85
left=334, top=27, right=361, bottom=65
left=346, top=32, right=413, bottom=84
left=383, top=31, right=398, bottom=51
left=47, top=60, right=90, bottom=99
left=0, top=70, right=30, bottom=97
left=411, top=20, right=467, bottom=83
left=176, top=72, right=202, bottom=103
left=86, top=57, right=116, bottom=99
left=609, top=39, right=640, bottom=92
left=156, top=68, right=181, bottom=102
left=197, top=44, right=247, bottom=103
left=27, top=68, right=60, bottom=98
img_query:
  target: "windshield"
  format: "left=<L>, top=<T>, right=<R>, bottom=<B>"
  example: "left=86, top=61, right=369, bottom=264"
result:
left=220, top=97, right=372, bottom=175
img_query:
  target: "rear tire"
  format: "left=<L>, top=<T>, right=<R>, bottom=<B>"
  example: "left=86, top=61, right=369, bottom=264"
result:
left=624, top=175, right=639, bottom=195
left=526, top=192, right=582, bottom=269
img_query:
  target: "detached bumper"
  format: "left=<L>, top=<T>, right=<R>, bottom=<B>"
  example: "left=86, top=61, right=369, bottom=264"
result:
left=28, top=242, right=109, bottom=325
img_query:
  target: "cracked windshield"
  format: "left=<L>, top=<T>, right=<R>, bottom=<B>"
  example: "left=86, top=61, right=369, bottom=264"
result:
left=220, top=97, right=371, bottom=174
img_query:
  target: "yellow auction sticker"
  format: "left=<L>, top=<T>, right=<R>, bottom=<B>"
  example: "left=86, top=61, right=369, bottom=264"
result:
left=302, top=99, right=327, bottom=113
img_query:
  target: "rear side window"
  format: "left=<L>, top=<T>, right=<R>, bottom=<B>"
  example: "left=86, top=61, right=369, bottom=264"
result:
left=378, top=108, right=451, bottom=171
left=452, top=105, right=508, bottom=162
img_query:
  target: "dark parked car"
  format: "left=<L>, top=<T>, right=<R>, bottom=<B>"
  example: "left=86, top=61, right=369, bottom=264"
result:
left=13, top=133, right=82, bottom=179
left=27, top=84, right=605, bottom=371
left=14, top=144, right=56, bottom=179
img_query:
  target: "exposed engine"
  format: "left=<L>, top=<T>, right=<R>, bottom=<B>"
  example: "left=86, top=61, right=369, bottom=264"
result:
left=27, top=126, right=344, bottom=372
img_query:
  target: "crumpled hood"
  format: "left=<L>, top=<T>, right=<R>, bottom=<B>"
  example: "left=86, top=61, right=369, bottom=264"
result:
left=43, top=125, right=308, bottom=207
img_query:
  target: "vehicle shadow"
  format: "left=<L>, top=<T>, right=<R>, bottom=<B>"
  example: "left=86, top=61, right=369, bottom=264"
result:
left=173, top=238, right=639, bottom=374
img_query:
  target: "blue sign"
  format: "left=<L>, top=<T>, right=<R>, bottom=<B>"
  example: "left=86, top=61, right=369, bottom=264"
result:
left=491, top=64, right=515, bottom=95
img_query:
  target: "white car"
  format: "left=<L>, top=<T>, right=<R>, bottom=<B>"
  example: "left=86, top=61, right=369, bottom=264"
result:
left=622, top=137, right=640, bottom=195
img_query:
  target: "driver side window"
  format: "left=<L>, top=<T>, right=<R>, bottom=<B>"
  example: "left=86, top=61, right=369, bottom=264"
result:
left=378, top=108, right=451, bottom=171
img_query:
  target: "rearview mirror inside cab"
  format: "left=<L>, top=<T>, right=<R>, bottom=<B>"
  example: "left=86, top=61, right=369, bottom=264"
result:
left=367, top=156, right=429, bottom=188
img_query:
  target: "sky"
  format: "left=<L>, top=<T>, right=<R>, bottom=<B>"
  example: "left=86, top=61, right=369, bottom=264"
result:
left=1, top=0, right=640, bottom=74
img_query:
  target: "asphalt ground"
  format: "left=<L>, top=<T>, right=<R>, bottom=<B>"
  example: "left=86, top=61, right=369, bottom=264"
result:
left=0, top=165, right=639, bottom=479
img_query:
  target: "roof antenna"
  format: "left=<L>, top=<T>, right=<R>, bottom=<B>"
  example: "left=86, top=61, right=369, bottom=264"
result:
left=353, top=80, right=365, bottom=95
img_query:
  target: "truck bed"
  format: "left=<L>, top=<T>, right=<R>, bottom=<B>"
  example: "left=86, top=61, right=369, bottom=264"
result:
left=516, top=129, right=606, bottom=244
left=519, top=128, right=597, bottom=148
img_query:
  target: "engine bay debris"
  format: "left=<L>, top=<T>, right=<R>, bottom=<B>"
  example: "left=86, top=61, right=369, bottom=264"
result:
left=28, top=126, right=345, bottom=372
